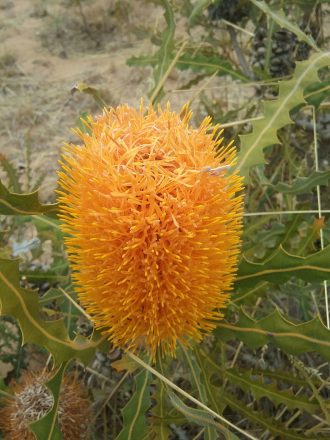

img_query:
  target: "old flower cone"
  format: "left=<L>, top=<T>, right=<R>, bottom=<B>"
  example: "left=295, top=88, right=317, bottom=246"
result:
left=0, top=371, right=92, bottom=440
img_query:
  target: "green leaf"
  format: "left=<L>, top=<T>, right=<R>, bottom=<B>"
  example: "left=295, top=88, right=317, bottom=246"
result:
left=181, top=346, right=217, bottom=440
left=194, top=347, right=225, bottom=416
left=76, top=111, right=93, bottom=135
left=127, top=53, right=247, bottom=82
left=237, top=244, right=330, bottom=288
left=127, top=55, right=157, bottom=67
left=248, top=369, right=322, bottom=387
left=149, top=0, right=175, bottom=104
left=0, top=155, right=22, bottom=193
left=188, top=0, right=213, bottom=26
left=168, top=391, right=240, bottom=440
left=200, top=352, right=325, bottom=427
left=22, top=270, right=69, bottom=285
left=304, top=80, right=330, bottom=107
left=39, top=288, right=67, bottom=305
left=236, top=52, right=330, bottom=180
left=115, top=369, right=152, bottom=440
left=149, top=379, right=172, bottom=440
left=223, top=392, right=321, bottom=440
left=249, top=0, right=318, bottom=51
left=231, top=281, right=269, bottom=304
left=201, top=351, right=323, bottom=388
left=224, top=369, right=319, bottom=413
left=176, top=52, right=248, bottom=82
left=30, top=362, right=68, bottom=440
left=0, top=258, right=107, bottom=365
left=0, top=378, right=8, bottom=391
left=215, top=309, right=330, bottom=361
left=271, top=171, right=330, bottom=194
left=0, top=180, right=58, bottom=216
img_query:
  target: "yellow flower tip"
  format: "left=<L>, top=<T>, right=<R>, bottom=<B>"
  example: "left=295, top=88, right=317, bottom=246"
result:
left=0, top=371, right=92, bottom=440
left=57, top=102, right=244, bottom=359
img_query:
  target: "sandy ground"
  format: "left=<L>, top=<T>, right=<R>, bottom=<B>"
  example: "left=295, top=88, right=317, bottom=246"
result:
left=0, top=0, right=162, bottom=199
left=0, top=0, right=253, bottom=202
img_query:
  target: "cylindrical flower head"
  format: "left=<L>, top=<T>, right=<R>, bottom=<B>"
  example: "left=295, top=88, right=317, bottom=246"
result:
left=57, top=103, right=243, bottom=358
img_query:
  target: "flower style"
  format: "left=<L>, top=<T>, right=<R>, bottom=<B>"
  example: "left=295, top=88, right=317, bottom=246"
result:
left=0, top=371, right=92, bottom=440
left=57, top=102, right=243, bottom=358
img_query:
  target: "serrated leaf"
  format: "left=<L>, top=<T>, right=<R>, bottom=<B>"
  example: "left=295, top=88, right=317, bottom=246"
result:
left=0, top=258, right=107, bottom=365
left=194, top=347, right=225, bottom=416
left=237, top=244, right=330, bottom=288
left=0, top=180, right=58, bottom=216
left=237, top=52, right=330, bottom=180
left=223, top=392, right=321, bottom=440
left=115, top=369, right=152, bottom=440
left=224, top=370, right=319, bottom=413
left=30, top=362, right=68, bottom=440
left=149, top=379, right=172, bottom=440
left=249, top=0, right=318, bottom=51
left=271, top=171, right=330, bottom=194
left=215, top=309, right=330, bottom=361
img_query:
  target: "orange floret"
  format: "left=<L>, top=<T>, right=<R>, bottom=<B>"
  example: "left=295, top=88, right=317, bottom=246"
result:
left=57, top=102, right=244, bottom=358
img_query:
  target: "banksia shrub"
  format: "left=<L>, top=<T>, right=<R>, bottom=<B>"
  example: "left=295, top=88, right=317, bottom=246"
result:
left=58, top=102, right=243, bottom=358
left=0, top=371, right=92, bottom=440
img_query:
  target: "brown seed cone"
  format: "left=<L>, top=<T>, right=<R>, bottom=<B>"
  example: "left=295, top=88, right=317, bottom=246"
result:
left=0, top=371, right=92, bottom=440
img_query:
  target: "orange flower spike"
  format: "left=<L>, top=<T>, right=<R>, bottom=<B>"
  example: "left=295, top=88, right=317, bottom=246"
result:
left=57, top=102, right=244, bottom=358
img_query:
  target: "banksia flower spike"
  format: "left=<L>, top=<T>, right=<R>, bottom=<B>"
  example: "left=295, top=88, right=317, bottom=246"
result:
left=57, top=102, right=243, bottom=358
left=0, top=371, right=92, bottom=440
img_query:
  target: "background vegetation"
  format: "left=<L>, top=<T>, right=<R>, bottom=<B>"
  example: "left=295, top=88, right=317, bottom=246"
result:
left=0, top=0, right=330, bottom=439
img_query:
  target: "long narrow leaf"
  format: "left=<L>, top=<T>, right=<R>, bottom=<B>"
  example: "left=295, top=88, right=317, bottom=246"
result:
left=181, top=347, right=217, bottom=440
left=127, top=53, right=247, bottom=82
left=223, top=392, right=321, bottom=440
left=115, top=369, right=152, bottom=440
left=215, top=309, right=330, bottom=361
left=149, top=0, right=175, bottom=104
left=168, top=392, right=240, bottom=440
left=249, top=0, right=318, bottom=51
left=271, top=171, right=330, bottom=194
